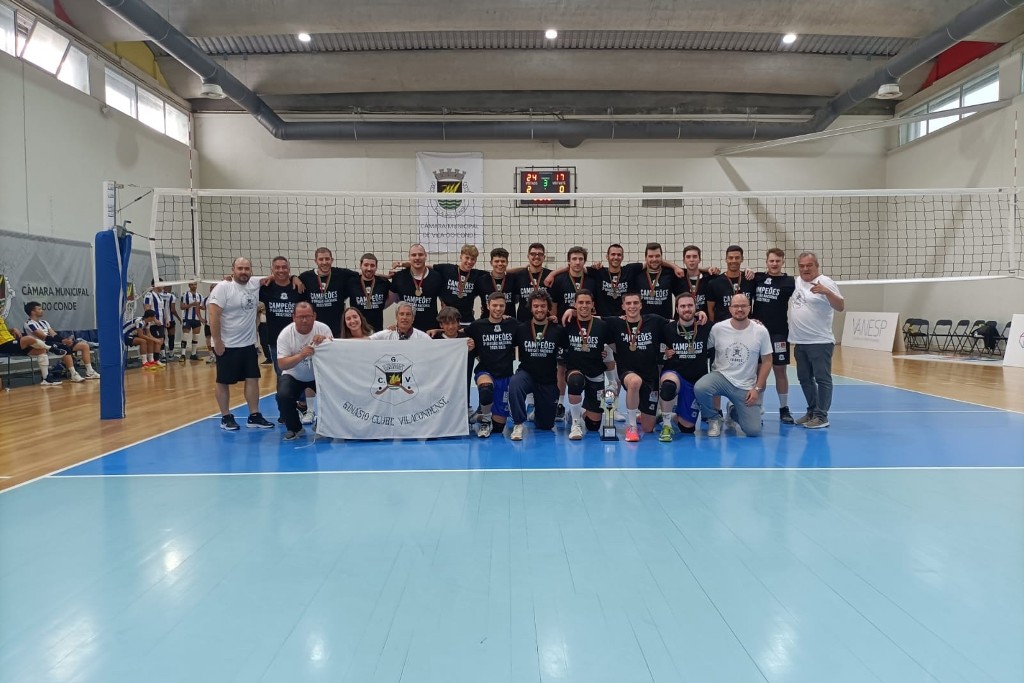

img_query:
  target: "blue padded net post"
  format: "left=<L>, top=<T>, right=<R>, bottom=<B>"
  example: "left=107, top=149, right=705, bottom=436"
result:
left=95, top=229, right=132, bottom=419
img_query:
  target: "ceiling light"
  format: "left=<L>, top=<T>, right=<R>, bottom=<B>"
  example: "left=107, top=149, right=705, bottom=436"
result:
left=297, top=33, right=311, bottom=43
left=781, top=33, right=797, bottom=45
left=875, top=83, right=902, bottom=99
left=199, top=82, right=225, bottom=99
left=545, top=29, right=558, bottom=40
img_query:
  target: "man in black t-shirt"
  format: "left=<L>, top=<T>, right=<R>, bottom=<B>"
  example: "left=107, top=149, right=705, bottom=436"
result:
left=298, top=246, right=356, bottom=336
left=507, top=242, right=553, bottom=322
left=467, top=293, right=519, bottom=438
left=549, top=246, right=599, bottom=317
left=677, top=244, right=716, bottom=315
left=751, top=247, right=797, bottom=424
left=658, top=291, right=712, bottom=441
left=602, top=292, right=666, bottom=441
left=389, top=243, right=445, bottom=331
left=345, top=252, right=391, bottom=331
left=706, top=244, right=756, bottom=323
left=476, top=247, right=516, bottom=317
left=430, top=244, right=487, bottom=324
left=508, top=290, right=561, bottom=439
left=626, top=242, right=685, bottom=319
left=259, top=255, right=307, bottom=375
left=558, top=290, right=616, bottom=441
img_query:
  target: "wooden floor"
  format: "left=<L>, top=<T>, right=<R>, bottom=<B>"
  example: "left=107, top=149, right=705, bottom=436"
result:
left=1, top=347, right=1022, bottom=492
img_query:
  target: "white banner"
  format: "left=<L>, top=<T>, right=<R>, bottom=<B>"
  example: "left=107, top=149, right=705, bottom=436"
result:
left=415, top=151, right=484, bottom=253
left=1003, top=313, right=1024, bottom=367
left=313, top=339, right=468, bottom=439
left=841, top=311, right=900, bottom=352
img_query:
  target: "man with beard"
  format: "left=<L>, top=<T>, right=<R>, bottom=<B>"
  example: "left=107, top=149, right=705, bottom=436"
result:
left=558, top=290, right=616, bottom=440
left=508, top=289, right=561, bottom=440
left=508, top=243, right=552, bottom=322
left=259, top=256, right=307, bottom=375
left=389, top=243, right=445, bottom=332
left=475, top=248, right=515, bottom=316
left=298, top=247, right=356, bottom=336
left=658, top=292, right=711, bottom=441
left=345, top=252, right=391, bottom=331
left=467, top=293, right=520, bottom=438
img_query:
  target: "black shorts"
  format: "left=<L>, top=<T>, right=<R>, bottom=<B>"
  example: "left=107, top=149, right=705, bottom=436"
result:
left=123, top=332, right=138, bottom=346
left=167, top=321, right=176, bottom=331
left=618, top=372, right=658, bottom=416
left=568, top=373, right=605, bottom=413
left=770, top=334, right=790, bottom=366
left=0, top=340, right=29, bottom=356
left=215, top=345, right=261, bottom=384
left=149, top=324, right=165, bottom=339
left=182, top=319, right=201, bottom=331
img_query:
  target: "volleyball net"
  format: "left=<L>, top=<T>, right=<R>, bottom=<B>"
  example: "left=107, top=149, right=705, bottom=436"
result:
left=146, top=188, right=1021, bottom=283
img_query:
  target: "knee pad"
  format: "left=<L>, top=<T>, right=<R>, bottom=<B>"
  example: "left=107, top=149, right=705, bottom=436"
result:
left=477, top=382, right=495, bottom=406
left=584, top=416, right=601, bottom=432
left=566, top=373, right=586, bottom=396
left=491, top=420, right=505, bottom=434
left=660, top=380, right=678, bottom=401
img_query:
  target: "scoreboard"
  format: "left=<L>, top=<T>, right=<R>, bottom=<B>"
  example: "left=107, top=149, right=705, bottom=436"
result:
left=516, top=167, right=575, bottom=207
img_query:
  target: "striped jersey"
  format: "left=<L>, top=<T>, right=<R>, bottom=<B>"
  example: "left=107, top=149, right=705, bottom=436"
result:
left=180, top=291, right=203, bottom=322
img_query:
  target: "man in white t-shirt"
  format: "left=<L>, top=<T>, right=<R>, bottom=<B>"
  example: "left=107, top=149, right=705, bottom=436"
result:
left=788, top=251, right=844, bottom=429
left=694, top=293, right=772, bottom=437
left=368, top=301, right=430, bottom=340
left=207, top=257, right=274, bottom=431
left=275, top=302, right=333, bottom=441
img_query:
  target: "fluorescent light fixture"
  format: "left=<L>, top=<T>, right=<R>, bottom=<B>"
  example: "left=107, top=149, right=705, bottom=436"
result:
left=544, top=29, right=558, bottom=40
left=781, top=33, right=797, bottom=45
left=297, top=32, right=311, bottom=43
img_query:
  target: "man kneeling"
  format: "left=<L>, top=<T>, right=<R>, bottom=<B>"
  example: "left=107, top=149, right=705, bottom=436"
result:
left=276, top=302, right=333, bottom=441
left=694, top=294, right=772, bottom=437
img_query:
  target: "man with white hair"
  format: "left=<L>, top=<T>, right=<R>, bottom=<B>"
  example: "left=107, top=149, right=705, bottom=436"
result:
left=694, top=293, right=772, bottom=437
left=369, top=302, right=431, bottom=340
left=789, top=251, right=845, bottom=429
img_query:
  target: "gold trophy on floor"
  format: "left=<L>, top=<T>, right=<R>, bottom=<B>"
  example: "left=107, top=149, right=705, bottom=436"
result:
left=600, top=388, right=619, bottom=441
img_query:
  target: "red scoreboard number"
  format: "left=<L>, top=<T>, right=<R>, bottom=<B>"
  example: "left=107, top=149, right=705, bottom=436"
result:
left=518, top=169, right=573, bottom=207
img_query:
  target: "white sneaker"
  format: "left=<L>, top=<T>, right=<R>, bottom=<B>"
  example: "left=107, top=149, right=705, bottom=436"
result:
left=477, top=418, right=493, bottom=438
left=85, top=370, right=100, bottom=379
left=300, top=409, right=314, bottom=425
left=707, top=418, right=723, bottom=437
left=41, top=379, right=63, bottom=386
left=569, top=421, right=584, bottom=440
left=510, top=423, right=524, bottom=441
left=69, top=373, right=85, bottom=383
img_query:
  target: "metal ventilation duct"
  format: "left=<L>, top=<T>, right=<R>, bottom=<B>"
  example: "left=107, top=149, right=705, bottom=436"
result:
left=97, top=0, right=1024, bottom=146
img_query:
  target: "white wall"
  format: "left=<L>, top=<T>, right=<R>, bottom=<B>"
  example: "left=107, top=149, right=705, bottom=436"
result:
left=195, top=113, right=888, bottom=193
left=0, top=51, right=191, bottom=243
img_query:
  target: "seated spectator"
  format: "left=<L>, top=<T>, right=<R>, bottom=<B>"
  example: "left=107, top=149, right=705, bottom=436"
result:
left=341, top=307, right=374, bottom=339
left=0, top=312, right=59, bottom=386
left=123, top=310, right=166, bottom=369
left=23, top=301, right=98, bottom=380
left=369, top=302, right=430, bottom=340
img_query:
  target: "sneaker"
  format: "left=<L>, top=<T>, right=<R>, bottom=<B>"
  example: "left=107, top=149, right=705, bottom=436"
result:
left=779, top=407, right=794, bottom=424
left=49, top=344, right=67, bottom=356
left=707, top=418, right=723, bottom=437
left=614, top=410, right=627, bottom=423
left=794, top=412, right=813, bottom=425
left=141, top=361, right=155, bottom=370
left=803, top=416, right=830, bottom=429
left=40, top=378, right=63, bottom=386
left=69, top=373, right=85, bottom=383
left=154, top=360, right=166, bottom=368
left=205, top=354, right=216, bottom=364
left=178, top=354, right=186, bottom=364
left=246, top=413, right=274, bottom=429
left=85, top=370, right=101, bottom=379
left=568, top=421, right=584, bottom=440
left=190, top=354, right=199, bottom=361
left=659, top=424, right=673, bottom=443
left=510, top=423, right=525, bottom=441
left=277, top=415, right=286, bottom=424
left=555, top=404, right=566, bottom=423
left=625, top=425, right=640, bottom=442
left=300, top=409, right=314, bottom=425
left=220, top=414, right=240, bottom=431
left=477, top=418, right=493, bottom=438
left=283, top=428, right=305, bottom=441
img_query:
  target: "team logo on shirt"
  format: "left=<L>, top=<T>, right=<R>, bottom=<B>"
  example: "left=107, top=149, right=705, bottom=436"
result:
left=0, top=274, right=12, bottom=320
left=725, top=342, right=750, bottom=365
left=430, top=168, right=470, bottom=215
left=372, top=354, right=418, bottom=405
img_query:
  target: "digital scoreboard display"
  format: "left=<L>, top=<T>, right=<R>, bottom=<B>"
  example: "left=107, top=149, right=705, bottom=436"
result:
left=517, top=167, right=575, bottom=207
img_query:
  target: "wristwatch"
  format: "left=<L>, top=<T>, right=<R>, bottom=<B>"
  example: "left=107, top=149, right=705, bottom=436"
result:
left=755, top=386, right=764, bottom=393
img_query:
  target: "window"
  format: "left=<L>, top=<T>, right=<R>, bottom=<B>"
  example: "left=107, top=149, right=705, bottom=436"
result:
left=14, top=9, right=32, bottom=57
left=897, top=68, right=1000, bottom=146
left=137, top=87, right=166, bottom=132
left=642, top=186, right=684, bottom=208
left=105, top=67, right=137, bottom=117
left=0, top=4, right=14, bottom=56
left=57, top=45, right=89, bottom=93
left=21, top=21, right=69, bottom=73
left=165, top=106, right=189, bottom=144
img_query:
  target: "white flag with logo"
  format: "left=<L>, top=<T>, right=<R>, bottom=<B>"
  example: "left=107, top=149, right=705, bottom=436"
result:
left=415, top=151, right=484, bottom=252
left=313, top=339, right=468, bottom=439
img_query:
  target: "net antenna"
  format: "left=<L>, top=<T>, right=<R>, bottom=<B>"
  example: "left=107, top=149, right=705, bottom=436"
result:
left=147, top=187, right=1023, bottom=285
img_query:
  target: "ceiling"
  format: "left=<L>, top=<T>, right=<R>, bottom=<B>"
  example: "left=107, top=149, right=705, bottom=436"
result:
left=53, top=0, right=1024, bottom=120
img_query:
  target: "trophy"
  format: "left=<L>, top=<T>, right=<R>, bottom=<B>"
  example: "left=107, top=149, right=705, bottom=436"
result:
left=600, top=388, right=619, bottom=441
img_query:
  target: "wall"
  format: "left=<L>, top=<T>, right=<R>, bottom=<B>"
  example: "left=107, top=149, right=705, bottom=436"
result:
left=0, top=51, right=191, bottom=243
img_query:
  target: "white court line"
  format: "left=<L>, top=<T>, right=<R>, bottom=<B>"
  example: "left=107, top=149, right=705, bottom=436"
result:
left=835, top=373, right=1024, bottom=416
left=0, top=393, right=276, bottom=496
left=828, top=410, right=997, bottom=414
left=48, top=465, right=1024, bottom=479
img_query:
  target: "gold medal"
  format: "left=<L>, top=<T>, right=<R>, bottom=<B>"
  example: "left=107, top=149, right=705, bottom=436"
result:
left=629, top=341, right=637, bottom=351
left=578, top=318, right=592, bottom=352
left=415, top=287, right=422, bottom=296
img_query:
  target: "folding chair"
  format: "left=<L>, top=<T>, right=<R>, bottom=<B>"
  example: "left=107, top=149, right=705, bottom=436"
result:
left=903, top=318, right=930, bottom=351
left=930, top=319, right=953, bottom=353
left=948, top=319, right=971, bottom=354
left=996, top=322, right=1010, bottom=356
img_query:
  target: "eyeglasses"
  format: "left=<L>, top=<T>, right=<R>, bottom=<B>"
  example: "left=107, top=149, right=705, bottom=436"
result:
left=528, top=252, right=545, bottom=257
left=729, top=304, right=750, bottom=309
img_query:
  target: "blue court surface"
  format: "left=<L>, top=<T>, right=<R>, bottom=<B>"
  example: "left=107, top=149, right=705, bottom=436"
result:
left=2, top=376, right=1023, bottom=682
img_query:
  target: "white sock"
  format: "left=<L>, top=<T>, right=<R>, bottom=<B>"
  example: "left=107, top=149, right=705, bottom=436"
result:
left=627, top=408, right=638, bottom=426
left=85, top=363, right=94, bottom=374
left=145, top=353, right=153, bottom=362
left=661, top=407, right=674, bottom=426
left=778, top=393, right=788, bottom=408
left=37, top=354, right=50, bottom=376
left=569, top=402, right=583, bottom=424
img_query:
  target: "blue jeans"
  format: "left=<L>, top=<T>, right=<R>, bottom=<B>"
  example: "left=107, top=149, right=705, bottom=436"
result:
left=795, top=343, right=834, bottom=419
left=693, top=371, right=763, bottom=436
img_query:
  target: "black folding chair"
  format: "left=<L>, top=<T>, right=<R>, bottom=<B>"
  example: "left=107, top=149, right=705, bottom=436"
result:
left=930, top=319, right=953, bottom=353
left=948, top=319, right=971, bottom=354
left=903, top=318, right=930, bottom=351
left=996, top=322, right=1011, bottom=355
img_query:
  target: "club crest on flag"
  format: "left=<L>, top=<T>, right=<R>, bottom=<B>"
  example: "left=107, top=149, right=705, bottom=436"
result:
left=431, top=168, right=469, bottom=215
left=373, top=354, right=418, bottom=404
left=123, top=281, right=137, bottom=321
